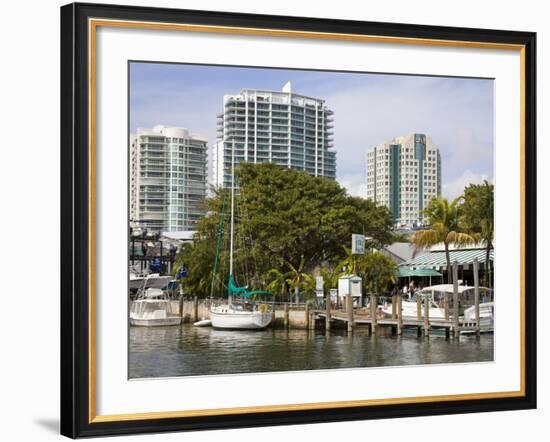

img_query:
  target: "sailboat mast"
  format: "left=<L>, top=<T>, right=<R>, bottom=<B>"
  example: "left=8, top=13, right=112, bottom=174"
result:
left=229, top=139, right=235, bottom=277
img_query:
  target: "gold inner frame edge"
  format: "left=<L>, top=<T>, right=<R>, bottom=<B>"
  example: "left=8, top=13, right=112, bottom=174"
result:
left=87, top=18, right=527, bottom=424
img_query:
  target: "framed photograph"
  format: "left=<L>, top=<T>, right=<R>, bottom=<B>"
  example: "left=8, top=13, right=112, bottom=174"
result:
left=60, top=2, right=536, bottom=438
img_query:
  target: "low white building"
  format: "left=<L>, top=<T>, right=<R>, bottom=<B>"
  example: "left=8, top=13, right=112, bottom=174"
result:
left=337, top=275, right=363, bottom=307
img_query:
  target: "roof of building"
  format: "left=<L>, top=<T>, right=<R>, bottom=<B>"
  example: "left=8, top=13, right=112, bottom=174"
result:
left=397, top=267, right=442, bottom=278
left=400, top=248, right=493, bottom=270
left=161, top=231, right=197, bottom=241
left=383, top=242, right=424, bottom=262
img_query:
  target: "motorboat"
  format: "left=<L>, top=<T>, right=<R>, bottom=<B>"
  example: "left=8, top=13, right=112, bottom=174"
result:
left=129, top=276, right=181, bottom=326
left=462, top=301, right=494, bottom=333
left=382, top=284, right=493, bottom=326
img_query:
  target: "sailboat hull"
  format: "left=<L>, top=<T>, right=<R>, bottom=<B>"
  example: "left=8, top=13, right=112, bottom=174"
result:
left=210, top=308, right=272, bottom=330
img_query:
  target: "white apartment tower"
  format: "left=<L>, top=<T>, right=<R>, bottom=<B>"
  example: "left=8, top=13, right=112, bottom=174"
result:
left=130, top=125, right=208, bottom=232
left=366, top=133, right=441, bottom=228
left=213, top=82, right=336, bottom=188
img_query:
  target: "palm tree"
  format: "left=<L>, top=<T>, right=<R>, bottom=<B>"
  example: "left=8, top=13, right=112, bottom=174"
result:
left=334, top=247, right=397, bottom=297
left=266, top=268, right=292, bottom=300
left=284, top=256, right=315, bottom=303
left=266, top=256, right=314, bottom=303
left=360, top=251, right=398, bottom=296
left=410, top=197, right=476, bottom=283
left=460, top=181, right=494, bottom=287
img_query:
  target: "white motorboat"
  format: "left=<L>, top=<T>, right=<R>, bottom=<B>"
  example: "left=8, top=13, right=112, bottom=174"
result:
left=462, top=301, right=494, bottom=333
left=130, top=276, right=181, bottom=327
left=208, top=140, right=273, bottom=330
left=389, top=299, right=446, bottom=319
left=382, top=284, right=493, bottom=326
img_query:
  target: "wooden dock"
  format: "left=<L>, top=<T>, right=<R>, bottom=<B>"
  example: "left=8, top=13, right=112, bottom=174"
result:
left=312, top=260, right=484, bottom=338
left=315, top=310, right=478, bottom=337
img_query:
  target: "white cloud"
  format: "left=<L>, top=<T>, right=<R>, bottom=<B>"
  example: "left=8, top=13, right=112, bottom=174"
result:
left=337, top=173, right=368, bottom=198
left=131, top=65, right=494, bottom=195
left=442, top=169, right=492, bottom=200
left=323, top=75, right=494, bottom=195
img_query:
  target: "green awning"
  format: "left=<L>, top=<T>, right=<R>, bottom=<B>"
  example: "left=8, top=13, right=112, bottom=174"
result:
left=400, top=248, right=493, bottom=270
left=396, top=268, right=442, bottom=278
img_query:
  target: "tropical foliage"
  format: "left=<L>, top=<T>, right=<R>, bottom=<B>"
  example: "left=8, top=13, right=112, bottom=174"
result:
left=173, top=163, right=396, bottom=299
left=409, top=196, right=476, bottom=283
left=459, top=180, right=494, bottom=287
left=335, top=247, right=397, bottom=295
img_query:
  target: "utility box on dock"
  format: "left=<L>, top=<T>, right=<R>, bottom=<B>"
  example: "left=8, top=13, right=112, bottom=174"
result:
left=338, top=275, right=363, bottom=307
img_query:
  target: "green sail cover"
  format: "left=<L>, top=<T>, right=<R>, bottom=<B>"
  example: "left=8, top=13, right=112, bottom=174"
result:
left=228, top=274, right=248, bottom=297
left=227, top=274, right=272, bottom=298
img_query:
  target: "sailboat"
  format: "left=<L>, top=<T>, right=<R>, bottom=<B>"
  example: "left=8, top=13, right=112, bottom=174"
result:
left=209, top=141, right=273, bottom=330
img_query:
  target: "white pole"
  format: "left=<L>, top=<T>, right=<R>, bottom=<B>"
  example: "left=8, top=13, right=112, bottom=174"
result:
left=229, top=139, right=235, bottom=277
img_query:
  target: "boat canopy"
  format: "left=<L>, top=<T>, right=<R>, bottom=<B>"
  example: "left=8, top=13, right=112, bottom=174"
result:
left=143, top=288, right=165, bottom=298
left=420, top=284, right=491, bottom=294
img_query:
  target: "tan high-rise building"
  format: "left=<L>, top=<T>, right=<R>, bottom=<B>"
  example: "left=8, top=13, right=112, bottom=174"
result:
left=366, top=133, right=441, bottom=228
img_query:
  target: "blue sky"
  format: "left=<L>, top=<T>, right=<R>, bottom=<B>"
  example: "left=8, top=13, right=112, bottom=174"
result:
left=130, top=62, right=494, bottom=199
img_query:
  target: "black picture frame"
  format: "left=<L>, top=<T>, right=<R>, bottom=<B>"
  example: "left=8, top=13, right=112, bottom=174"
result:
left=60, top=2, right=537, bottom=438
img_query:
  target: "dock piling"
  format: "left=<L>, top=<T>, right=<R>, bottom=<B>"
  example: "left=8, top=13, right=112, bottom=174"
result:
left=397, top=294, right=403, bottom=336
left=325, top=297, right=331, bottom=331
left=423, top=294, right=430, bottom=336
left=283, top=303, right=289, bottom=329
left=452, top=262, right=460, bottom=338
left=473, top=258, right=481, bottom=337
left=372, top=295, right=378, bottom=335
left=192, top=296, right=198, bottom=322
left=346, top=294, right=354, bottom=333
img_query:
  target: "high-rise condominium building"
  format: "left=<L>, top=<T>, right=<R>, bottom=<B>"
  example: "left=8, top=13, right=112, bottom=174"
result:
left=130, top=125, right=208, bottom=232
left=213, top=82, right=336, bottom=188
left=366, top=133, right=441, bottom=228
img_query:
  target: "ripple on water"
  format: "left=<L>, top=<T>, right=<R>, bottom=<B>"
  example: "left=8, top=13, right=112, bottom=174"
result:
left=129, top=323, right=494, bottom=379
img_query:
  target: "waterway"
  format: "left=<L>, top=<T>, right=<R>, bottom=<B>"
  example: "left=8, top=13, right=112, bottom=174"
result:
left=129, top=323, right=493, bottom=379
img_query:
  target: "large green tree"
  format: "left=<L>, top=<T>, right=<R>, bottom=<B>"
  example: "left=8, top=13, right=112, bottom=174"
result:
left=174, top=163, right=395, bottom=298
left=459, top=180, right=494, bottom=287
left=237, top=163, right=394, bottom=271
left=410, top=197, right=476, bottom=283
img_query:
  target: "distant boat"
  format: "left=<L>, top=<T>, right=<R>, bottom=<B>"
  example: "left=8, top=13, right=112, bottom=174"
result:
left=208, top=141, right=273, bottom=330
left=130, top=275, right=181, bottom=327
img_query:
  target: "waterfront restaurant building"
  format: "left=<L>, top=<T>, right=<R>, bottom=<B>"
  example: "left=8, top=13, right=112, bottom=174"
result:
left=366, top=133, right=441, bottom=228
left=130, top=125, right=208, bottom=233
left=213, top=82, right=336, bottom=188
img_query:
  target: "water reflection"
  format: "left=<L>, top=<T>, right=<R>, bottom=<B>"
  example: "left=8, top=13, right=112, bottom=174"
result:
left=129, top=324, right=493, bottom=379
